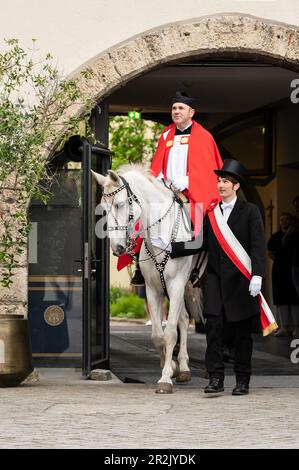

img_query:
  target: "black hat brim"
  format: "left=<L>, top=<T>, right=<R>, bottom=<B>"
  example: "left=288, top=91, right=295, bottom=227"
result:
left=214, top=169, right=246, bottom=185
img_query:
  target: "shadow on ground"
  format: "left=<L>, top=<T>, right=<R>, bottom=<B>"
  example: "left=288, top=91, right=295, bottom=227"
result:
left=110, top=322, right=299, bottom=386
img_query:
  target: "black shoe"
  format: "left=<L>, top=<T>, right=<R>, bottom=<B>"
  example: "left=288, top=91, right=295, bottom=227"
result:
left=204, top=377, right=224, bottom=393
left=131, top=269, right=145, bottom=286
left=232, top=382, right=249, bottom=395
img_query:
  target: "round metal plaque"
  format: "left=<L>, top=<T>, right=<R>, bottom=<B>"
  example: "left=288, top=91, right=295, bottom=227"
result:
left=44, top=305, right=65, bottom=327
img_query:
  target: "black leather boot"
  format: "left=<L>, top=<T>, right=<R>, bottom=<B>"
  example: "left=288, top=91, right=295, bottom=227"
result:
left=204, top=377, right=224, bottom=393
left=232, top=382, right=249, bottom=395
left=131, top=269, right=145, bottom=286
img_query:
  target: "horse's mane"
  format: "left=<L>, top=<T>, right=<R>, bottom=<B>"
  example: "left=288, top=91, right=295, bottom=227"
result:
left=117, top=163, right=169, bottom=194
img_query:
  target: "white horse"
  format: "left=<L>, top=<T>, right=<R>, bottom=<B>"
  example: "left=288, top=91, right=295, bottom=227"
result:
left=92, top=164, right=205, bottom=394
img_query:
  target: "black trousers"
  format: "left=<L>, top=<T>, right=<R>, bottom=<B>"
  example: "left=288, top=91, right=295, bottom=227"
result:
left=205, top=310, right=253, bottom=384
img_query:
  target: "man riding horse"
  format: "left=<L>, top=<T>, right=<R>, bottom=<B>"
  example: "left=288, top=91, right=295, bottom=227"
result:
left=117, top=91, right=223, bottom=280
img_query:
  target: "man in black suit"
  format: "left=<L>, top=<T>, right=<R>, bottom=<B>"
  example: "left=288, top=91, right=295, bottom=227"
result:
left=170, top=159, right=266, bottom=395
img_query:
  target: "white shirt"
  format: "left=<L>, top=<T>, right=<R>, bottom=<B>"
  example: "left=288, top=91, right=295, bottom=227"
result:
left=157, top=125, right=191, bottom=189
left=166, top=133, right=189, bottom=185
left=221, top=196, right=237, bottom=222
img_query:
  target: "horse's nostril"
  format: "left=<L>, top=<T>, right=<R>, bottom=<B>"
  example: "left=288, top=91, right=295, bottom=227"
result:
left=116, top=244, right=125, bottom=255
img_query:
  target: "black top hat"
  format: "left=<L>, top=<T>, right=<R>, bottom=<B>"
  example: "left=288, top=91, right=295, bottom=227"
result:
left=171, top=91, right=195, bottom=108
left=214, top=158, right=247, bottom=185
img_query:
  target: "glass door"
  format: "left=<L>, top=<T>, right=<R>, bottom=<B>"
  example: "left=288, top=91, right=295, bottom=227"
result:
left=28, top=159, right=83, bottom=366
left=82, top=140, right=111, bottom=376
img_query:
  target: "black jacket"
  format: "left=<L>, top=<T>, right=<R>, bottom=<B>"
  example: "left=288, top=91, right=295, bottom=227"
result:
left=171, top=198, right=266, bottom=322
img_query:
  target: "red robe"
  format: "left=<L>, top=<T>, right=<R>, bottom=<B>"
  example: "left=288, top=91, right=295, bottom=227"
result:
left=117, top=120, right=222, bottom=270
left=151, top=121, right=222, bottom=218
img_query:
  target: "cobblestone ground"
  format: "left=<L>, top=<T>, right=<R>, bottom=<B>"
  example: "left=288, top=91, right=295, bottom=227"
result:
left=0, top=369, right=298, bottom=449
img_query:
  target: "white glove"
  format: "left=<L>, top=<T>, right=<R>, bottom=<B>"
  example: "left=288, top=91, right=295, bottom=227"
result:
left=151, top=236, right=172, bottom=252
left=171, top=175, right=189, bottom=192
left=249, top=275, right=262, bottom=297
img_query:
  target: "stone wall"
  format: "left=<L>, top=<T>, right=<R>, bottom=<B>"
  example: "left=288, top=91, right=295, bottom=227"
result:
left=0, top=184, right=28, bottom=317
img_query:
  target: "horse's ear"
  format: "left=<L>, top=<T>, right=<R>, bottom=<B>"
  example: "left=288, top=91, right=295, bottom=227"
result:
left=91, top=170, right=106, bottom=187
left=108, top=170, right=121, bottom=185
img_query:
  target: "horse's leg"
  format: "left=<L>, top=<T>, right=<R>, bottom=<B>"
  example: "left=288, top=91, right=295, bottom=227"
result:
left=156, top=285, right=184, bottom=394
left=145, top=286, right=165, bottom=369
left=175, top=307, right=192, bottom=383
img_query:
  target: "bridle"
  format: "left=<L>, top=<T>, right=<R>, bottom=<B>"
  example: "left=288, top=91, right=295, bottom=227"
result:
left=102, top=175, right=142, bottom=256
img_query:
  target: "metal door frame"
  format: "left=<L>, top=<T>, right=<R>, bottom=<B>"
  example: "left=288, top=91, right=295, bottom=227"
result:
left=81, top=128, right=112, bottom=376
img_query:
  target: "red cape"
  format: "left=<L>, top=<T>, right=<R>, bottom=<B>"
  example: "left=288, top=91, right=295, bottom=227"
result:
left=117, top=120, right=222, bottom=270
left=151, top=121, right=222, bottom=217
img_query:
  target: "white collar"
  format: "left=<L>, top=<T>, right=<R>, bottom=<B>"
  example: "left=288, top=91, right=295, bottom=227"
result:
left=221, top=196, right=237, bottom=208
left=176, top=121, right=193, bottom=132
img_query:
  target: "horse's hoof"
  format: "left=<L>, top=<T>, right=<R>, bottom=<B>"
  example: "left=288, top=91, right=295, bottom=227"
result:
left=176, top=371, right=192, bottom=383
left=156, top=383, right=173, bottom=394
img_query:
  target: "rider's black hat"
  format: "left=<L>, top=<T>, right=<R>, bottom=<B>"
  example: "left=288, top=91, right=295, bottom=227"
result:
left=171, top=91, right=195, bottom=108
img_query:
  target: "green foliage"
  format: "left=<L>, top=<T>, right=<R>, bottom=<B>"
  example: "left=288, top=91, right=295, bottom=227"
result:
left=0, top=38, right=93, bottom=287
left=110, top=287, right=146, bottom=319
left=110, top=286, right=130, bottom=304
left=109, top=115, right=163, bottom=170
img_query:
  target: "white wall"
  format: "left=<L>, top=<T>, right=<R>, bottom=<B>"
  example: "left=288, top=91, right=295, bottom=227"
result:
left=110, top=249, right=131, bottom=288
left=2, top=1, right=299, bottom=76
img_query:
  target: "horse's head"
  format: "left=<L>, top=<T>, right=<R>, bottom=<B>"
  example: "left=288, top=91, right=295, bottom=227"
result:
left=92, top=169, right=141, bottom=256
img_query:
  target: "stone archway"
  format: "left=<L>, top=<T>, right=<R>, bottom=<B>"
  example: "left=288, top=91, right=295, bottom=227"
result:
left=2, top=13, right=299, bottom=316
left=74, top=14, right=299, bottom=110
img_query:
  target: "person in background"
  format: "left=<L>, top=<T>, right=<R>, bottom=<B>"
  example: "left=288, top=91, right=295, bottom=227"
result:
left=290, top=196, right=299, bottom=301
left=267, top=213, right=299, bottom=337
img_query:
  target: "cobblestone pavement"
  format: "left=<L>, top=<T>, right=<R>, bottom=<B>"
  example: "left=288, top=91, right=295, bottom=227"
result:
left=0, top=369, right=298, bottom=449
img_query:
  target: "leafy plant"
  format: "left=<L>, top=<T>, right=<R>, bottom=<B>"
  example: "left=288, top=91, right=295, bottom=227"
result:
left=110, top=287, right=146, bottom=319
left=0, top=39, right=93, bottom=287
left=109, top=115, right=163, bottom=170
left=110, top=286, right=131, bottom=304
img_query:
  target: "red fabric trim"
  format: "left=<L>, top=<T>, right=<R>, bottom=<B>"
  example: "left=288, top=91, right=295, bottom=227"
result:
left=150, top=124, right=175, bottom=177
left=208, top=210, right=251, bottom=280
left=258, top=295, right=269, bottom=331
left=116, top=236, right=143, bottom=271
